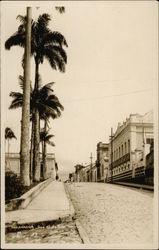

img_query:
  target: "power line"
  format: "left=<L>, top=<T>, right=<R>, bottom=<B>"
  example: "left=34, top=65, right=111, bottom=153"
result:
left=62, top=88, right=153, bottom=103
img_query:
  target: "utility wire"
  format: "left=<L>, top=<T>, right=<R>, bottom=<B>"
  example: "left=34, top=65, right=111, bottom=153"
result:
left=62, top=88, right=153, bottom=103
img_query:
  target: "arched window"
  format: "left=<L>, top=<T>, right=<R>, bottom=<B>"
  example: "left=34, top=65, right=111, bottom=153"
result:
left=128, top=140, right=130, bottom=153
left=125, top=142, right=127, bottom=154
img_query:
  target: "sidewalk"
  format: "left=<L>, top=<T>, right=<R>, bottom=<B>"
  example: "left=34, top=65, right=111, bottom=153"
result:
left=5, top=181, right=74, bottom=227
left=115, top=181, right=154, bottom=191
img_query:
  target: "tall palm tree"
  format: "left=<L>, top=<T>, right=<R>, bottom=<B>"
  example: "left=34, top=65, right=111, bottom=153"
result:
left=5, top=12, right=68, bottom=181
left=5, top=127, right=17, bottom=154
left=40, top=127, right=55, bottom=179
left=9, top=75, right=64, bottom=181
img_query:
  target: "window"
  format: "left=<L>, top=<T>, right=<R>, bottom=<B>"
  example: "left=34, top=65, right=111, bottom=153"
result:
left=125, top=142, right=127, bottom=154
left=121, top=145, right=123, bottom=156
left=146, top=138, right=153, bottom=145
left=128, top=140, right=130, bottom=153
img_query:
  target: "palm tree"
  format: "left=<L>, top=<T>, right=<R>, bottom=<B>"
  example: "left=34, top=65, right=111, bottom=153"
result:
left=9, top=75, right=64, bottom=181
left=5, top=12, right=68, bottom=182
left=40, top=127, right=55, bottom=179
left=5, top=127, right=17, bottom=154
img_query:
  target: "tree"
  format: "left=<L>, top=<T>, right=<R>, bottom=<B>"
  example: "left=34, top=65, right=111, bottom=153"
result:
left=20, top=7, right=31, bottom=186
left=5, top=12, right=68, bottom=182
left=5, top=127, right=17, bottom=154
left=40, top=128, right=55, bottom=179
left=9, top=75, right=64, bottom=181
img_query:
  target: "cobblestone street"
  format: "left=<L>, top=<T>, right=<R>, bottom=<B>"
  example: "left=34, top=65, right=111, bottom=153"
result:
left=5, top=221, right=82, bottom=244
left=66, top=182, right=154, bottom=244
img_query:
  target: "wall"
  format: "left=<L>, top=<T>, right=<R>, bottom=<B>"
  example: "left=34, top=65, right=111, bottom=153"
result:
left=5, top=153, right=56, bottom=179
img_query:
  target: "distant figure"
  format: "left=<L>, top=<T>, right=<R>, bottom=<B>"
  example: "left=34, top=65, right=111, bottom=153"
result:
left=56, top=174, right=59, bottom=181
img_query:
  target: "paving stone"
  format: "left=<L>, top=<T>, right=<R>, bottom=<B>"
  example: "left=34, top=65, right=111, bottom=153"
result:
left=66, top=182, right=154, bottom=244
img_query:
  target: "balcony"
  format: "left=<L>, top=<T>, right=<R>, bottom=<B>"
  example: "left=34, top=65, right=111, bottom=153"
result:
left=110, top=153, right=130, bottom=168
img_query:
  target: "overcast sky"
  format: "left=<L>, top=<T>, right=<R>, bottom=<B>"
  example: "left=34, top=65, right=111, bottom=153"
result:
left=1, top=1, right=158, bottom=178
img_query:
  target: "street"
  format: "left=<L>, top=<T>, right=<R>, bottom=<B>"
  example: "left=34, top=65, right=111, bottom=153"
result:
left=66, top=182, right=154, bottom=244
left=5, top=182, right=154, bottom=245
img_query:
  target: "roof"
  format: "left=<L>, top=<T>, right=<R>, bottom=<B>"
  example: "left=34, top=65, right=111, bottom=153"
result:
left=113, top=110, right=153, bottom=139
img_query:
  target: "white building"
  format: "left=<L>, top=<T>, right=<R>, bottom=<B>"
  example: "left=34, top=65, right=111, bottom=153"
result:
left=5, top=152, right=56, bottom=180
left=108, top=111, right=154, bottom=182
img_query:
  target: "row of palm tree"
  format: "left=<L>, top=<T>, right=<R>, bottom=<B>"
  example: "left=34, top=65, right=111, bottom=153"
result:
left=9, top=74, right=63, bottom=182
left=5, top=9, right=68, bottom=186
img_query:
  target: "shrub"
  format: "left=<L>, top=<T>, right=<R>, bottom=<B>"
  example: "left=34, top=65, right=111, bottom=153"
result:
left=5, top=171, right=25, bottom=201
left=5, top=171, right=42, bottom=202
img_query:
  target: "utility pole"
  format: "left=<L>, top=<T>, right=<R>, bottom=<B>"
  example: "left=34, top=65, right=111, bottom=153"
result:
left=109, top=128, right=114, bottom=183
left=20, top=7, right=31, bottom=186
left=90, top=152, right=93, bottom=182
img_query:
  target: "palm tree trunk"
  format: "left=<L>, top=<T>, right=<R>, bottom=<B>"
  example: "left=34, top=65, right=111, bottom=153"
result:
left=8, top=138, right=9, bottom=155
left=33, top=109, right=40, bottom=181
left=33, top=60, right=40, bottom=181
left=30, top=120, right=34, bottom=184
left=43, top=119, right=47, bottom=180
left=7, top=139, right=10, bottom=168
left=41, top=139, right=44, bottom=179
left=20, top=7, right=31, bottom=186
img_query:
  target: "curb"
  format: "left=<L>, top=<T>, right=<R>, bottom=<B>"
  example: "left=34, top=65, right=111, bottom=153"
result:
left=63, top=183, right=75, bottom=218
left=75, top=220, right=90, bottom=244
left=5, top=215, right=73, bottom=233
left=64, top=183, right=90, bottom=244
left=114, top=182, right=154, bottom=191
left=5, top=178, right=53, bottom=211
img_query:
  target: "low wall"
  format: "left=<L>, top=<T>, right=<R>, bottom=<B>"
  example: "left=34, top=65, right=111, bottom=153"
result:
left=6, top=178, right=53, bottom=211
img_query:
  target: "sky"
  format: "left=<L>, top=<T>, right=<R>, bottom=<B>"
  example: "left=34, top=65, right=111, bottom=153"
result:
left=1, top=1, right=158, bottom=179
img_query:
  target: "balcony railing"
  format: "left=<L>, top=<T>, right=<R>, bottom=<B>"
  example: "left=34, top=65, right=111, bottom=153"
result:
left=110, top=153, right=130, bottom=168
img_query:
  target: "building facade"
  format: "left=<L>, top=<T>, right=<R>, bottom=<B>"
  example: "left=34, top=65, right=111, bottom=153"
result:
left=96, top=142, right=109, bottom=182
left=73, top=163, right=97, bottom=182
left=145, top=141, right=154, bottom=185
left=108, top=111, right=154, bottom=183
left=5, top=153, right=56, bottom=180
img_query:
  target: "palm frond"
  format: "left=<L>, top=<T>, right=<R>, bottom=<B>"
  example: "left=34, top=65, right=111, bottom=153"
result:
left=36, top=13, right=51, bottom=33
left=5, top=127, right=17, bottom=140
left=9, top=91, right=23, bottom=109
left=9, top=100, right=23, bottom=109
left=18, top=75, right=24, bottom=89
left=43, top=48, right=66, bottom=72
left=55, top=7, right=65, bottom=14
left=5, top=32, right=25, bottom=50
left=47, top=140, right=55, bottom=147
left=46, top=44, right=67, bottom=63
left=18, top=75, right=33, bottom=91
left=16, top=15, right=27, bottom=24
left=44, top=31, right=68, bottom=47
left=47, top=95, right=64, bottom=110
left=9, top=91, right=23, bottom=98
